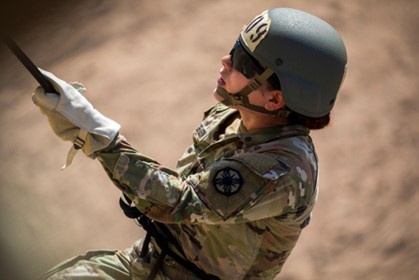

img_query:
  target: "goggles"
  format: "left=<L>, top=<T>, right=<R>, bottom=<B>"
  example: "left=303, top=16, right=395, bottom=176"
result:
left=230, top=40, right=265, bottom=79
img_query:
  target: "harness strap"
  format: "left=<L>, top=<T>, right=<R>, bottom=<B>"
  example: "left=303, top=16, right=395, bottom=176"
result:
left=147, top=245, right=167, bottom=280
left=119, top=195, right=219, bottom=280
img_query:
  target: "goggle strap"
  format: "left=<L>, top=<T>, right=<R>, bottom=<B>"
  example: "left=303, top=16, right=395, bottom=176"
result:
left=243, top=68, right=275, bottom=96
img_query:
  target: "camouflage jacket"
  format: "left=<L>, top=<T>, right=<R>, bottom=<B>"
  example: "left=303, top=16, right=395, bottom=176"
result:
left=97, top=103, right=318, bottom=279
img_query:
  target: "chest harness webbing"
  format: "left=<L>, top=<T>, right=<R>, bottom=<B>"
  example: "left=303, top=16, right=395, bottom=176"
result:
left=119, top=194, right=219, bottom=280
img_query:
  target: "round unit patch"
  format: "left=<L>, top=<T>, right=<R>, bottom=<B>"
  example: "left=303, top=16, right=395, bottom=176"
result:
left=212, top=167, right=244, bottom=196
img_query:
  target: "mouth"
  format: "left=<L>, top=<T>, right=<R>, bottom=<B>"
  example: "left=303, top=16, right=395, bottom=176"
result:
left=217, top=76, right=226, bottom=86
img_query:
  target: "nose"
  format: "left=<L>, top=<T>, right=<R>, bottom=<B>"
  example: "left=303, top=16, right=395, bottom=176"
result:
left=221, top=55, right=233, bottom=70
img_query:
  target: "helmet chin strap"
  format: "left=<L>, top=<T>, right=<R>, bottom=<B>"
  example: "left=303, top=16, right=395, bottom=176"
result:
left=216, top=68, right=291, bottom=118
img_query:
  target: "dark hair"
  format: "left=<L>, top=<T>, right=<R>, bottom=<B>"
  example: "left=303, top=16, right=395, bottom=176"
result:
left=267, top=74, right=331, bottom=130
left=288, top=110, right=330, bottom=130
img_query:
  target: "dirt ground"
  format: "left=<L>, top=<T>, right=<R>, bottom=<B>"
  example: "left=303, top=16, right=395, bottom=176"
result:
left=0, top=1, right=418, bottom=279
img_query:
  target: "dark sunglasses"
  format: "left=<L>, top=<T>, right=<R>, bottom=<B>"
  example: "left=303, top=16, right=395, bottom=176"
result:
left=229, top=40, right=265, bottom=79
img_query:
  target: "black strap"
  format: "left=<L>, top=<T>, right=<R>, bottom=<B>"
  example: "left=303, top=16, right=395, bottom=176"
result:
left=147, top=245, right=167, bottom=280
left=119, top=195, right=219, bottom=280
left=119, top=196, right=143, bottom=218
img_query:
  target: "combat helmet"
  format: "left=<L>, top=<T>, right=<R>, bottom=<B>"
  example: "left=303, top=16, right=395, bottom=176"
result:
left=217, top=8, right=347, bottom=118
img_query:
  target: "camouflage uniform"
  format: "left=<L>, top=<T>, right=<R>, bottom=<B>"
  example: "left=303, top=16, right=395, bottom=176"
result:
left=43, top=103, right=318, bottom=279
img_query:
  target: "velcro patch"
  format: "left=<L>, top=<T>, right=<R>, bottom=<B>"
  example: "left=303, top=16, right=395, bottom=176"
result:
left=198, top=153, right=289, bottom=220
left=241, top=10, right=271, bottom=52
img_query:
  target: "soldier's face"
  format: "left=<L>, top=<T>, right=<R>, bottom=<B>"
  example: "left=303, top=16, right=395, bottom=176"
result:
left=213, top=52, right=283, bottom=114
left=213, top=54, right=252, bottom=102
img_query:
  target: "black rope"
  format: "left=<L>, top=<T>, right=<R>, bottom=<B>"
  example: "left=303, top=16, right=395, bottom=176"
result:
left=2, top=35, right=56, bottom=93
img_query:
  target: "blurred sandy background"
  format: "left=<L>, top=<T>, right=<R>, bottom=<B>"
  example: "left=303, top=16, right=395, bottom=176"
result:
left=0, top=1, right=418, bottom=279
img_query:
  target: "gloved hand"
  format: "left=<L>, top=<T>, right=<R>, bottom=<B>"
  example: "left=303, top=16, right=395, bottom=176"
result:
left=32, top=69, right=121, bottom=168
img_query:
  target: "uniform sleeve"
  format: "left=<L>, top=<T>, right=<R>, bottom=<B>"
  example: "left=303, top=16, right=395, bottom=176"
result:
left=97, top=134, right=307, bottom=225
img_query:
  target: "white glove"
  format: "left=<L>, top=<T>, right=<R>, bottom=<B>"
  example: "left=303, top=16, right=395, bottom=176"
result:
left=32, top=69, right=121, bottom=169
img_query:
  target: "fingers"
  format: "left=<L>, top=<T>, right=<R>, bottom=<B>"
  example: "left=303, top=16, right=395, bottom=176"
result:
left=32, top=86, right=60, bottom=110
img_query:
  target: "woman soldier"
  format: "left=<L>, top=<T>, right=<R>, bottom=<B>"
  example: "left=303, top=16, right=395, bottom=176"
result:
left=34, top=7, right=347, bottom=280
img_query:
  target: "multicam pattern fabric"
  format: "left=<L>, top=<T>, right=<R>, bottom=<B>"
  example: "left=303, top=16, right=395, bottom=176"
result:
left=94, top=103, right=319, bottom=279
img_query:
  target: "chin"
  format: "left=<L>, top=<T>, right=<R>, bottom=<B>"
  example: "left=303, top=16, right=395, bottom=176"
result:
left=212, top=88, right=225, bottom=102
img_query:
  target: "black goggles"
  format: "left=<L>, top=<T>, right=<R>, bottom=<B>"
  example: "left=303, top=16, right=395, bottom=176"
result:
left=230, top=40, right=265, bottom=79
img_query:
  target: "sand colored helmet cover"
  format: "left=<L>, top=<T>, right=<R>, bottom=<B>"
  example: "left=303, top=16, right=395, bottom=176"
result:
left=240, top=8, right=347, bottom=117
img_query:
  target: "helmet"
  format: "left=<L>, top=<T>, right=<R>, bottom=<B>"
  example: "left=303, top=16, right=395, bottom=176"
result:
left=239, top=8, right=347, bottom=117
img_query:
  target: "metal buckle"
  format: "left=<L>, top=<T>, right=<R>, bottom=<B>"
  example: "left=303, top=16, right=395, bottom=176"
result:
left=73, top=137, right=85, bottom=150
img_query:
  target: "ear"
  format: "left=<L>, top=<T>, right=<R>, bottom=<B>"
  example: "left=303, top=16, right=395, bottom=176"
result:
left=264, top=90, right=285, bottom=111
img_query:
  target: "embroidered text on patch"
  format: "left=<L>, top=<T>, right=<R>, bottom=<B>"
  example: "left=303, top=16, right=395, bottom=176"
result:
left=195, top=123, right=207, bottom=140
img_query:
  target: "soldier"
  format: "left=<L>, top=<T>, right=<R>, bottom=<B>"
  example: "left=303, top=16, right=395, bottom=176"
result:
left=34, top=7, right=347, bottom=280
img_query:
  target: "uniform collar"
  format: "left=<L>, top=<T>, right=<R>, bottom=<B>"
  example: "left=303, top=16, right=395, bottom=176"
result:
left=237, top=122, right=310, bottom=146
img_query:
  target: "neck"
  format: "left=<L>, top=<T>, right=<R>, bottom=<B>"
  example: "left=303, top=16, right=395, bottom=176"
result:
left=238, top=107, right=289, bottom=130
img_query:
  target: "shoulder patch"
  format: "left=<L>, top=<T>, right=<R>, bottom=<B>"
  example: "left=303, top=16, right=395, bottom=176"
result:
left=198, top=153, right=290, bottom=220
